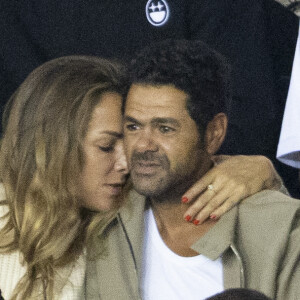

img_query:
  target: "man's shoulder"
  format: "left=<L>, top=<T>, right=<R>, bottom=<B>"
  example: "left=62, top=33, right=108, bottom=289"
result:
left=240, top=189, right=300, bottom=211
left=237, top=190, right=300, bottom=234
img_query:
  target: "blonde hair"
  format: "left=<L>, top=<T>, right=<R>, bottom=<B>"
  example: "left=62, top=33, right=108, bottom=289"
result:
left=0, top=56, right=128, bottom=299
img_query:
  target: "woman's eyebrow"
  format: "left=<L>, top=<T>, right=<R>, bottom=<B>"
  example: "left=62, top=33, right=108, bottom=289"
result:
left=98, top=131, right=123, bottom=138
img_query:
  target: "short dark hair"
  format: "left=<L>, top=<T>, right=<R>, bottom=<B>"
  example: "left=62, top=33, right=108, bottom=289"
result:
left=127, top=39, right=231, bottom=132
left=206, top=288, right=272, bottom=300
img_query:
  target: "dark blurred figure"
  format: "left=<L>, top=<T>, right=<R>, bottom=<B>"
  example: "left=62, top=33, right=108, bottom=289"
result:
left=206, top=288, right=272, bottom=300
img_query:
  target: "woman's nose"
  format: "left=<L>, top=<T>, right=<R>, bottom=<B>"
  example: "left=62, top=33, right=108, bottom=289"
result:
left=115, top=143, right=129, bottom=174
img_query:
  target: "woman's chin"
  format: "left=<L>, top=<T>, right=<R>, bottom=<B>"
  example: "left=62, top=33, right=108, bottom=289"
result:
left=82, top=194, right=124, bottom=212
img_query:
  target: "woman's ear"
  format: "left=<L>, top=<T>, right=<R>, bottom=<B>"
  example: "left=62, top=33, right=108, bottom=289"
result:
left=204, top=113, right=228, bottom=155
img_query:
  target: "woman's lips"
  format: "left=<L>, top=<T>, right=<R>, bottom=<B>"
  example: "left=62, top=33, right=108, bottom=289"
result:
left=106, top=183, right=124, bottom=195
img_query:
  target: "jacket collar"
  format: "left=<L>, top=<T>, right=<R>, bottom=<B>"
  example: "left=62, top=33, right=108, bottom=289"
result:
left=117, top=189, right=147, bottom=279
left=191, top=206, right=238, bottom=260
left=116, top=188, right=243, bottom=289
left=118, top=188, right=239, bottom=260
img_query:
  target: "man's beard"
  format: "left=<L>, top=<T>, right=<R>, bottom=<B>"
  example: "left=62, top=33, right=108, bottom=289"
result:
left=130, top=150, right=201, bottom=203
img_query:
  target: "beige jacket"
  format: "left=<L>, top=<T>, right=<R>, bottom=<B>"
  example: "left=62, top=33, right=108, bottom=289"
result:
left=85, top=190, right=300, bottom=300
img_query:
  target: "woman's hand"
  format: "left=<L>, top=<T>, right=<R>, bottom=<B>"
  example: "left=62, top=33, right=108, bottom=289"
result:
left=182, top=155, right=283, bottom=225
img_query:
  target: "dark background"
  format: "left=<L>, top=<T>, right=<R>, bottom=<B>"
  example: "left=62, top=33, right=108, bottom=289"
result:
left=1, top=0, right=299, bottom=197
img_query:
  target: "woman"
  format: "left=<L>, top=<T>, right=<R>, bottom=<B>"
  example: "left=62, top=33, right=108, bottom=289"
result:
left=0, top=56, right=280, bottom=299
left=0, top=56, right=130, bottom=299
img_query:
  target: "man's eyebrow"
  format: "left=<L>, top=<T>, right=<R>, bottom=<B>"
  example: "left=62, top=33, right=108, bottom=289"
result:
left=124, top=116, right=141, bottom=125
left=151, top=118, right=180, bottom=127
left=124, top=116, right=180, bottom=127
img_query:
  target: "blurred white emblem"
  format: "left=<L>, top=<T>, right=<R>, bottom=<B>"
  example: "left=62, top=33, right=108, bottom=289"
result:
left=146, top=0, right=170, bottom=26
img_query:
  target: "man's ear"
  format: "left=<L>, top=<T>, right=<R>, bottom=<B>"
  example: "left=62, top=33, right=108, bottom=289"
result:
left=204, top=113, right=228, bottom=155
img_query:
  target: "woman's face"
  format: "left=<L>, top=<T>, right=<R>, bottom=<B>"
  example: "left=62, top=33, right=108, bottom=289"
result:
left=79, top=92, right=128, bottom=211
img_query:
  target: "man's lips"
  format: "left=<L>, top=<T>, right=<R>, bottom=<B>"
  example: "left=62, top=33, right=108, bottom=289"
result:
left=132, top=161, right=162, bottom=175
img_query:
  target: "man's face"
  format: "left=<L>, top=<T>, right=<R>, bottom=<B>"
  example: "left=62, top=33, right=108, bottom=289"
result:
left=123, top=84, right=210, bottom=200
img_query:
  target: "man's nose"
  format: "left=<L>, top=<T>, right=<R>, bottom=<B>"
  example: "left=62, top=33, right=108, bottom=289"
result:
left=135, top=130, right=158, bottom=153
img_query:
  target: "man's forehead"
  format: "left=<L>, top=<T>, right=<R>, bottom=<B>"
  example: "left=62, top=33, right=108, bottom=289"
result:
left=125, top=83, right=189, bottom=114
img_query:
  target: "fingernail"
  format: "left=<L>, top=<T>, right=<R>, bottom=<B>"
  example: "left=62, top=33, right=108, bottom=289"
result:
left=182, top=196, right=189, bottom=203
left=210, top=214, right=217, bottom=220
left=185, top=215, right=192, bottom=222
left=193, top=219, right=200, bottom=225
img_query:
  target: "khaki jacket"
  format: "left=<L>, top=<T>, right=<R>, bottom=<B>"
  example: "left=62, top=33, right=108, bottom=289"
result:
left=85, top=190, right=300, bottom=300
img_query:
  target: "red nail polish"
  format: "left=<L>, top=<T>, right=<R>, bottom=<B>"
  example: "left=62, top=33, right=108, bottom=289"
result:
left=210, top=214, right=218, bottom=220
left=185, top=215, right=191, bottom=222
left=182, top=196, right=189, bottom=203
left=193, top=219, right=200, bottom=225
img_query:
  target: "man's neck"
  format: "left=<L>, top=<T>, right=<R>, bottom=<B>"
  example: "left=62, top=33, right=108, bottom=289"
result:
left=145, top=157, right=216, bottom=256
left=149, top=198, right=217, bottom=257
left=149, top=157, right=214, bottom=227
left=150, top=199, right=189, bottom=228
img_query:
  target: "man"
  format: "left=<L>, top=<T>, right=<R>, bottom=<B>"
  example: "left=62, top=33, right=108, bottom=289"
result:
left=85, top=40, right=300, bottom=299
left=1, top=0, right=299, bottom=196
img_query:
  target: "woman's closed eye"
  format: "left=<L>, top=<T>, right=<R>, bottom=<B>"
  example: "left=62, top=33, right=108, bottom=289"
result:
left=98, top=145, right=114, bottom=153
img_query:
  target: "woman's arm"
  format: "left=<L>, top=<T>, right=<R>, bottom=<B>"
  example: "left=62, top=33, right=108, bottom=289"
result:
left=182, top=155, right=285, bottom=224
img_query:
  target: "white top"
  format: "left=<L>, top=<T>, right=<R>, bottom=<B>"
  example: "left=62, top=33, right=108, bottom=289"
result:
left=0, top=186, right=86, bottom=300
left=141, top=208, right=224, bottom=300
left=277, top=21, right=300, bottom=168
